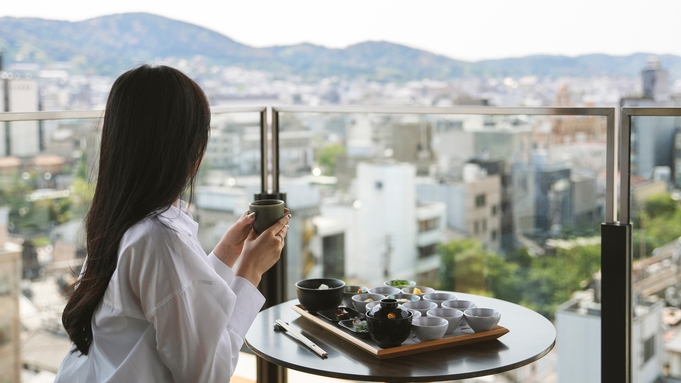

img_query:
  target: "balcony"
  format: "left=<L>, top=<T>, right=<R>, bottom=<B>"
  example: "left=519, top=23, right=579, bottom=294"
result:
left=0, top=105, right=677, bottom=383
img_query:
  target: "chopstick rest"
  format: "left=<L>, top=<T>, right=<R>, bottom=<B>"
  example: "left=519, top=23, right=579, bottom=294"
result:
left=274, top=319, right=328, bottom=358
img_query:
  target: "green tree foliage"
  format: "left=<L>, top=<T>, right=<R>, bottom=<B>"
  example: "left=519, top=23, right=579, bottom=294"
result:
left=438, top=239, right=601, bottom=319
left=633, top=194, right=681, bottom=259
left=316, top=144, right=346, bottom=176
left=644, top=194, right=679, bottom=218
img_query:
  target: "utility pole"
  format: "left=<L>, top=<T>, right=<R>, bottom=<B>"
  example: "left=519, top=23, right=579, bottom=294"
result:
left=383, top=234, right=392, bottom=278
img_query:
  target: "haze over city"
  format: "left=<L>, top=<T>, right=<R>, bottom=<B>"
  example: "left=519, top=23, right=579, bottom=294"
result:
left=2, top=3, right=681, bottom=383
left=1, top=0, right=680, bottom=61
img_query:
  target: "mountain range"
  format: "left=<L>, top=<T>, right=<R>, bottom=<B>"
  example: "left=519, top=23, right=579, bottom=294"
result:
left=0, top=12, right=679, bottom=81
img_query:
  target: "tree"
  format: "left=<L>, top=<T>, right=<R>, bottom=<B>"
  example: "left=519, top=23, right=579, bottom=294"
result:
left=437, top=238, right=601, bottom=319
left=316, top=144, right=345, bottom=176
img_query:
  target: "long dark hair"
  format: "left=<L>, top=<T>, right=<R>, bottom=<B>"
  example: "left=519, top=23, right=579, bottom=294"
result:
left=62, top=65, right=211, bottom=355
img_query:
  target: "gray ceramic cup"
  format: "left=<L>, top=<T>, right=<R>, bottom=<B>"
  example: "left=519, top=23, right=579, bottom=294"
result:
left=249, top=199, right=285, bottom=234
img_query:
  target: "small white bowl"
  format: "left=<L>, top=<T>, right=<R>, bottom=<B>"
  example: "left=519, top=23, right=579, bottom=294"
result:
left=442, top=299, right=477, bottom=311
left=423, top=292, right=457, bottom=307
left=365, top=301, right=381, bottom=313
left=407, top=308, right=422, bottom=320
left=411, top=316, right=448, bottom=342
left=368, top=286, right=401, bottom=296
left=402, top=301, right=438, bottom=316
left=352, top=293, right=385, bottom=313
left=426, top=307, right=464, bottom=335
left=401, top=286, right=434, bottom=297
left=463, top=308, right=501, bottom=333
left=391, top=293, right=421, bottom=304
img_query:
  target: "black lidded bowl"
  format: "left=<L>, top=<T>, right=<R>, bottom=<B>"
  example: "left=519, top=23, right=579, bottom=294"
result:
left=366, top=298, right=413, bottom=348
left=295, top=278, right=346, bottom=312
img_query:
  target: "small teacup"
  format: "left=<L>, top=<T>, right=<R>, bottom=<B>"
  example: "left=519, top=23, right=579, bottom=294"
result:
left=426, top=307, right=464, bottom=335
left=369, top=286, right=401, bottom=296
left=411, top=316, right=448, bottom=342
left=442, top=299, right=477, bottom=311
left=249, top=199, right=285, bottom=234
left=423, top=292, right=457, bottom=307
left=352, top=293, right=385, bottom=313
left=403, top=300, right=438, bottom=316
left=463, top=308, right=501, bottom=333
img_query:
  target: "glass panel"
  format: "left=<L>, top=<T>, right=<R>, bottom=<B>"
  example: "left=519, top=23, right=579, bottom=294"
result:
left=630, top=115, right=681, bottom=383
left=0, top=116, right=100, bottom=382
left=278, top=111, right=607, bottom=382
left=3, top=111, right=262, bottom=381
left=194, top=112, right=263, bottom=254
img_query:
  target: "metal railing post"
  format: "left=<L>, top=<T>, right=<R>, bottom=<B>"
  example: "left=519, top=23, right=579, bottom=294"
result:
left=600, top=106, right=631, bottom=383
left=255, top=107, right=287, bottom=383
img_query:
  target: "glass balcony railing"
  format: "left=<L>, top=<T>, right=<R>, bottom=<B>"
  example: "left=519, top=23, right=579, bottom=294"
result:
left=0, top=105, right=659, bottom=383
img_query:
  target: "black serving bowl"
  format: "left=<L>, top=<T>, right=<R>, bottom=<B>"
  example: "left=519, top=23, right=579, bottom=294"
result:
left=366, top=298, right=413, bottom=348
left=295, top=278, right=346, bottom=312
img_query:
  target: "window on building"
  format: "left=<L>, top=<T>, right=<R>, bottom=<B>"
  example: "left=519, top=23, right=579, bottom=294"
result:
left=475, top=194, right=486, bottom=208
left=418, top=244, right=438, bottom=259
left=323, top=233, right=345, bottom=280
left=491, top=229, right=497, bottom=241
left=418, top=218, right=440, bottom=232
left=491, top=205, right=497, bottom=216
left=482, top=219, right=487, bottom=232
left=474, top=221, right=479, bottom=234
left=643, top=335, right=655, bottom=364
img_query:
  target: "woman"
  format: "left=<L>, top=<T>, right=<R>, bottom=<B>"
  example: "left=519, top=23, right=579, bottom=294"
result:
left=55, top=65, right=290, bottom=382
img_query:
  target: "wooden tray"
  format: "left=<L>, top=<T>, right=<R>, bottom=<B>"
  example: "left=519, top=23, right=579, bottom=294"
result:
left=292, top=305, right=509, bottom=359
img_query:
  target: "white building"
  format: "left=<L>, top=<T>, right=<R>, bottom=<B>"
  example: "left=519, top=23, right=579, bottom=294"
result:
left=555, top=291, right=664, bottom=383
left=323, top=160, right=446, bottom=286
left=416, top=163, right=502, bottom=253
left=0, top=77, right=41, bottom=157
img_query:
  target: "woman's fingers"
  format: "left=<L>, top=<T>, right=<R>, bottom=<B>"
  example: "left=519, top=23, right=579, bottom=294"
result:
left=263, top=213, right=291, bottom=237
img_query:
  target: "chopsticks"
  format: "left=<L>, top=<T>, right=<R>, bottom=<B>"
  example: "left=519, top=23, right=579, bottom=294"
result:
left=274, top=319, right=328, bottom=358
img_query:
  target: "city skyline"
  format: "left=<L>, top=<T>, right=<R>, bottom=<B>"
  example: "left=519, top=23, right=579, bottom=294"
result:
left=1, top=0, right=679, bottom=62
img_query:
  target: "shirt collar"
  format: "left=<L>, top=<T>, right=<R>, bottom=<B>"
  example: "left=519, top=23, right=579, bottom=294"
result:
left=157, top=200, right=199, bottom=237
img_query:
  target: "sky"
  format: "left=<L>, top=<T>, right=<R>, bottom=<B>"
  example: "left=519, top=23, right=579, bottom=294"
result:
left=1, top=0, right=680, bottom=62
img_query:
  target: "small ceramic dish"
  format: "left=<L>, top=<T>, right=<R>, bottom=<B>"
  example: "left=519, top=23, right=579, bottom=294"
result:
left=342, top=285, right=369, bottom=307
left=426, top=307, right=464, bottom=335
left=423, top=292, right=457, bottom=308
left=407, top=308, right=422, bottom=320
left=369, top=286, right=401, bottom=296
left=390, top=292, right=421, bottom=305
left=384, top=279, right=417, bottom=288
left=352, top=293, right=385, bottom=313
left=365, top=301, right=381, bottom=313
left=316, top=306, right=365, bottom=322
left=401, top=286, right=435, bottom=297
left=463, top=308, right=501, bottom=332
left=411, top=316, right=448, bottom=342
left=442, top=299, right=477, bottom=311
left=402, top=300, right=438, bottom=316
left=338, top=319, right=370, bottom=338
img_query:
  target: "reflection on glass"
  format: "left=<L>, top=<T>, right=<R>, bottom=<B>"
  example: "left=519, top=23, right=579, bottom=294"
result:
left=278, top=112, right=606, bottom=382
left=628, top=116, right=681, bottom=383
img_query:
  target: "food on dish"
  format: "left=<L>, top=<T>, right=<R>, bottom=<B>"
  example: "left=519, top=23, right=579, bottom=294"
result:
left=352, top=316, right=368, bottom=332
left=318, top=284, right=329, bottom=290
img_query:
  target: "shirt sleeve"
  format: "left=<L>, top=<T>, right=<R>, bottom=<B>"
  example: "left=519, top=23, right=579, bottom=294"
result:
left=207, top=251, right=235, bottom=285
left=149, top=280, right=263, bottom=382
left=135, top=228, right=265, bottom=382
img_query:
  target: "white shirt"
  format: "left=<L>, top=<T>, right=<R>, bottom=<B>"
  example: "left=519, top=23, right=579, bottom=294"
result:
left=55, top=202, right=265, bottom=383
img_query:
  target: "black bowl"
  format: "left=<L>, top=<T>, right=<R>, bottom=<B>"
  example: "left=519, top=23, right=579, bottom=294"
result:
left=366, top=299, right=413, bottom=348
left=295, top=278, right=346, bottom=312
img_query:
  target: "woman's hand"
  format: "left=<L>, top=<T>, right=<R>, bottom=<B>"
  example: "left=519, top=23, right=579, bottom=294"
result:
left=213, top=210, right=256, bottom=268
left=235, top=213, right=291, bottom=287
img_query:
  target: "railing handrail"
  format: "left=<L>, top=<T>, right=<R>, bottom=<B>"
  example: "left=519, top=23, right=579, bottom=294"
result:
left=272, top=105, right=615, bottom=116
left=0, top=105, right=268, bottom=122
